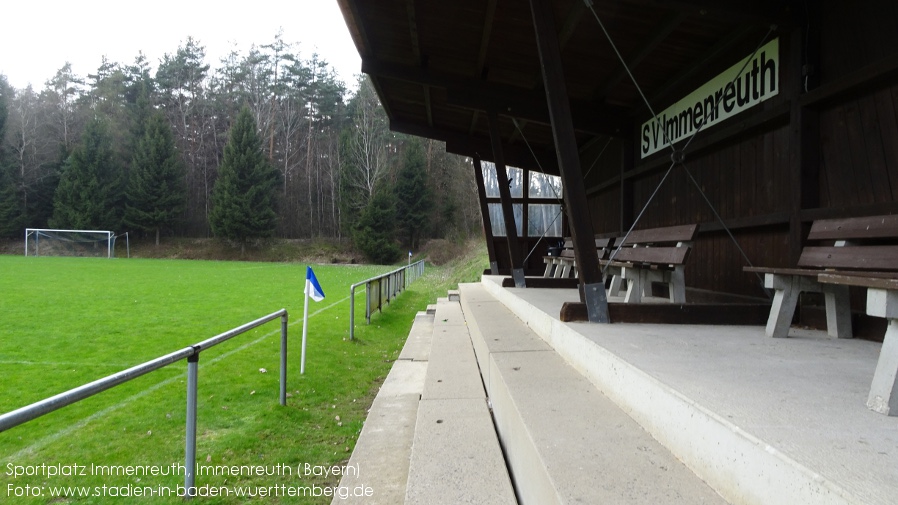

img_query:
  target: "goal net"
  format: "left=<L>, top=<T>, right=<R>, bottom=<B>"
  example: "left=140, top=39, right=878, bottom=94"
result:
left=25, top=229, right=117, bottom=258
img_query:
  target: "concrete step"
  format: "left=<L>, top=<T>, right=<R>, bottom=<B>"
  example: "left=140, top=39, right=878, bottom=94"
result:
left=405, top=296, right=516, bottom=504
left=423, top=300, right=485, bottom=400
left=332, top=312, right=433, bottom=504
left=398, top=311, right=433, bottom=362
left=459, top=282, right=729, bottom=505
left=480, top=275, right=898, bottom=505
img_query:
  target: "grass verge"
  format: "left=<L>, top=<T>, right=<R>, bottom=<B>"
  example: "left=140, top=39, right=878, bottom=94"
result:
left=0, top=242, right=488, bottom=504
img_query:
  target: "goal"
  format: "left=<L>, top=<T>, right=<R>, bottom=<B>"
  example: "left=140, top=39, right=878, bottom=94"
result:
left=25, top=229, right=118, bottom=258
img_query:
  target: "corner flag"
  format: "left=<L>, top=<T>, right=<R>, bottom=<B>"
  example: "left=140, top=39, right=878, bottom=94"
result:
left=301, top=266, right=326, bottom=375
left=305, top=266, right=325, bottom=302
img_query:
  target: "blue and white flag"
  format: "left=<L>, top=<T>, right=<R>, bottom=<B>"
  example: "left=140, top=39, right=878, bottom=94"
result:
left=305, top=266, right=325, bottom=302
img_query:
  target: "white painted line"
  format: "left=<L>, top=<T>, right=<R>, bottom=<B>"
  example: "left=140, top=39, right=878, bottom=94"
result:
left=3, top=295, right=349, bottom=462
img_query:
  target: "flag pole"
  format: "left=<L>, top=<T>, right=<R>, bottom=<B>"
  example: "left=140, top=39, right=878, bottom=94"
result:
left=301, top=279, right=310, bottom=374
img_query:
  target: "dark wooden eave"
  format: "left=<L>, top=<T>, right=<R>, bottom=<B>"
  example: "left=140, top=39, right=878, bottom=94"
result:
left=337, top=0, right=797, bottom=175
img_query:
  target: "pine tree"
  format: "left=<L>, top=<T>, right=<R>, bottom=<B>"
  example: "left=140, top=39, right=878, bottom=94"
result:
left=124, top=112, right=186, bottom=245
left=209, top=106, right=279, bottom=253
left=49, top=116, right=124, bottom=230
left=395, top=138, right=432, bottom=250
left=0, top=164, right=19, bottom=237
left=355, top=187, right=400, bottom=264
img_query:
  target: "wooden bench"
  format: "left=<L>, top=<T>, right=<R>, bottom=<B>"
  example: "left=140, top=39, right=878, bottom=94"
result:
left=819, top=273, right=898, bottom=416
left=602, top=224, right=698, bottom=303
left=542, top=240, right=574, bottom=278
left=542, top=238, right=615, bottom=279
left=744, top=214, right=898, bottom=339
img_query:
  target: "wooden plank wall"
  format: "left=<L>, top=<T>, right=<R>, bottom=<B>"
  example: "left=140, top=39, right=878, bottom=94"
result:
left=585, top=1, right=898, bottom=297
left=819, top=84, right=898, bottom=209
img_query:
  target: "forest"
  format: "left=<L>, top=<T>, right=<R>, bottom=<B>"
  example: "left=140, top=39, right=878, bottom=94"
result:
left=0, top=35, right=481, bottom=263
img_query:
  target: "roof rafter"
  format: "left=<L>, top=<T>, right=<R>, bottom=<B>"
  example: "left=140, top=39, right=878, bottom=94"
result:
left=626, top=0, right=794, bottom=26
left=363, top=58, right=631, bottom=137
left=592, top=12, right=688, bottom=100
left=475, top=0, right=499, bottom=78
left=390, top=119, right=560, bottom=174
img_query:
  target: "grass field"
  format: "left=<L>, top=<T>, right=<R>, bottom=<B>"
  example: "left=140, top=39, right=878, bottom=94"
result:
left=0, top=245, right=487, bottom=503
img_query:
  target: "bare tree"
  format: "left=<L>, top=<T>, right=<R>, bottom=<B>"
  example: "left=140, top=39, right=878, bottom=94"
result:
left=344, top=76, right=389, bottom=210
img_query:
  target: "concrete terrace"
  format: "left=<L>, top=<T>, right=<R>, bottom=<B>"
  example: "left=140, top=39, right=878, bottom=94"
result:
left=334, top=276, right=898, bottom=505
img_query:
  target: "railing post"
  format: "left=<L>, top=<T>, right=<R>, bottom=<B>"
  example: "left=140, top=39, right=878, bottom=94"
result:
left=280, top=312, right=288, bottom=406
left=350, top=285, right=356, bottom=340
left=184, top=352, right=200, bottom=497
left=366, top=282, right=372, bottom=324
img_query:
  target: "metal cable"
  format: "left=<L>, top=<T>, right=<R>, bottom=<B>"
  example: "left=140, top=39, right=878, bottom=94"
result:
left=583, top=0, right=774, bottom=290
left=681, top=25, right=775, bottom=154
left=510, top=117, right=567, bottom=264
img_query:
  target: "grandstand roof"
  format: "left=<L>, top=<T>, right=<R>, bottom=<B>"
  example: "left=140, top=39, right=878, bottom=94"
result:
left=336, top=0, right=796, bottom=175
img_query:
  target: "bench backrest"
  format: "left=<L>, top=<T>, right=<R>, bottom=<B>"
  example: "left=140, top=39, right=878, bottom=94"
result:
left=807, top=214, right=898, bottom=240
left=620, top=224, right=698, bottom=246
left=798, top=214, right=898, bottom=270
left=613, top=224, right=698, bottom=266
left=595, top=237, right=615, bottom=259
left=553, top=238, right=617, bottom=260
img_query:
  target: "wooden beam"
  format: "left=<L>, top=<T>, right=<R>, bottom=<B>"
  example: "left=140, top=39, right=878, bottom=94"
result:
left=800, top=52, right=898, bottom=109
left=423, top=85, right=433, bottom=127
left=404, top=0, right=421, bottom=62
left=789, top=26, right=820, bottom=264
left=560, top=302, right=771, bottom=324
left=447, top=86, right=629, bottom=137
left=625, top=0, right=794, bottom=27
left=501, top=277, right=579, bottom=289
left=605, top=101, right=791, bottom=196
left=530, top=0, right=608, bottom=322
left=488, top=110, right=527, bottom=288
left=475, top=0, right=499, bottom=76
left=621, top=139, right=635, bottom=234
left=335, top=0, right=374, bottom=60
left=801, top=203, right=898, bottom=223
left=473, top=158, right=500, bottom=273
left=593, top=13, right=687, bottom=100
left=389, top=119, right=559, bottom=173
left=557, top=0, right=588, bottom=49
left=363, top=58, right=631, bottom=137
left=633, top=25, right=756, bottom=113
left=468, top=110, right=480, bottom=135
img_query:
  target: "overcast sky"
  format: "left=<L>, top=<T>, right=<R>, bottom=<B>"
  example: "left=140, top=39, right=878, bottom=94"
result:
left=0, top=0, right=362, bottom=91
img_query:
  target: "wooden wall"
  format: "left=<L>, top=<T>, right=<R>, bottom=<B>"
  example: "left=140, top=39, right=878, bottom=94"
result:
left=584, top=1, right=898, bottom=298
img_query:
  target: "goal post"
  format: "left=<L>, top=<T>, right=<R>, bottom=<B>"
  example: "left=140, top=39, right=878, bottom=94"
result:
left=24, top=229, right=118, bottom=258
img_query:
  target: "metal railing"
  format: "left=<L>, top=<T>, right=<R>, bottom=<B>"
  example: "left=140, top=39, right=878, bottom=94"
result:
left=0, top=309, right=289, bottom=498
left=349, top=260, right=425, bottom=340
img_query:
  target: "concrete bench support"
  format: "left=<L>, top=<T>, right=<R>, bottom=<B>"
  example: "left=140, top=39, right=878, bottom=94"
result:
left=622, top=265, right=686, bottom=303
left=866, top=289, right=898, bottom=415
left=764, top=274, right=852, bottom=339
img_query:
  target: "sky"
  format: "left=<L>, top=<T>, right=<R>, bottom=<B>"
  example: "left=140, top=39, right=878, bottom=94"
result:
left=0, top=0, right=362, bottom=91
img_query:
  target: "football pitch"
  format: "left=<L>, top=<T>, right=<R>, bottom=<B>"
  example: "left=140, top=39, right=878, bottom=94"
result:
left=0, top=254, right=465, bottom=503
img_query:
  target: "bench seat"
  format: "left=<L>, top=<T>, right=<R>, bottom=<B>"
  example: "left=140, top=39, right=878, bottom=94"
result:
left=745, top=215, right=898, bottom=340
left=542, top=238, right=616, bottom=280
left=819, top=273, right=898, bottom=416
left=604, top=224, right=697, bottom=303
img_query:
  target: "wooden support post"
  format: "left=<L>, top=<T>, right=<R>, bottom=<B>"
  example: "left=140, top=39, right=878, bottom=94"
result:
left=529, top=0, right=608, bottom=322
left=487, top=111, right=526, bottom=287
left=621, top=139, right=635, bottom=234
left=472, top=158, right=500, bottom=274
left=788, top=23, right=820, bottom=265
